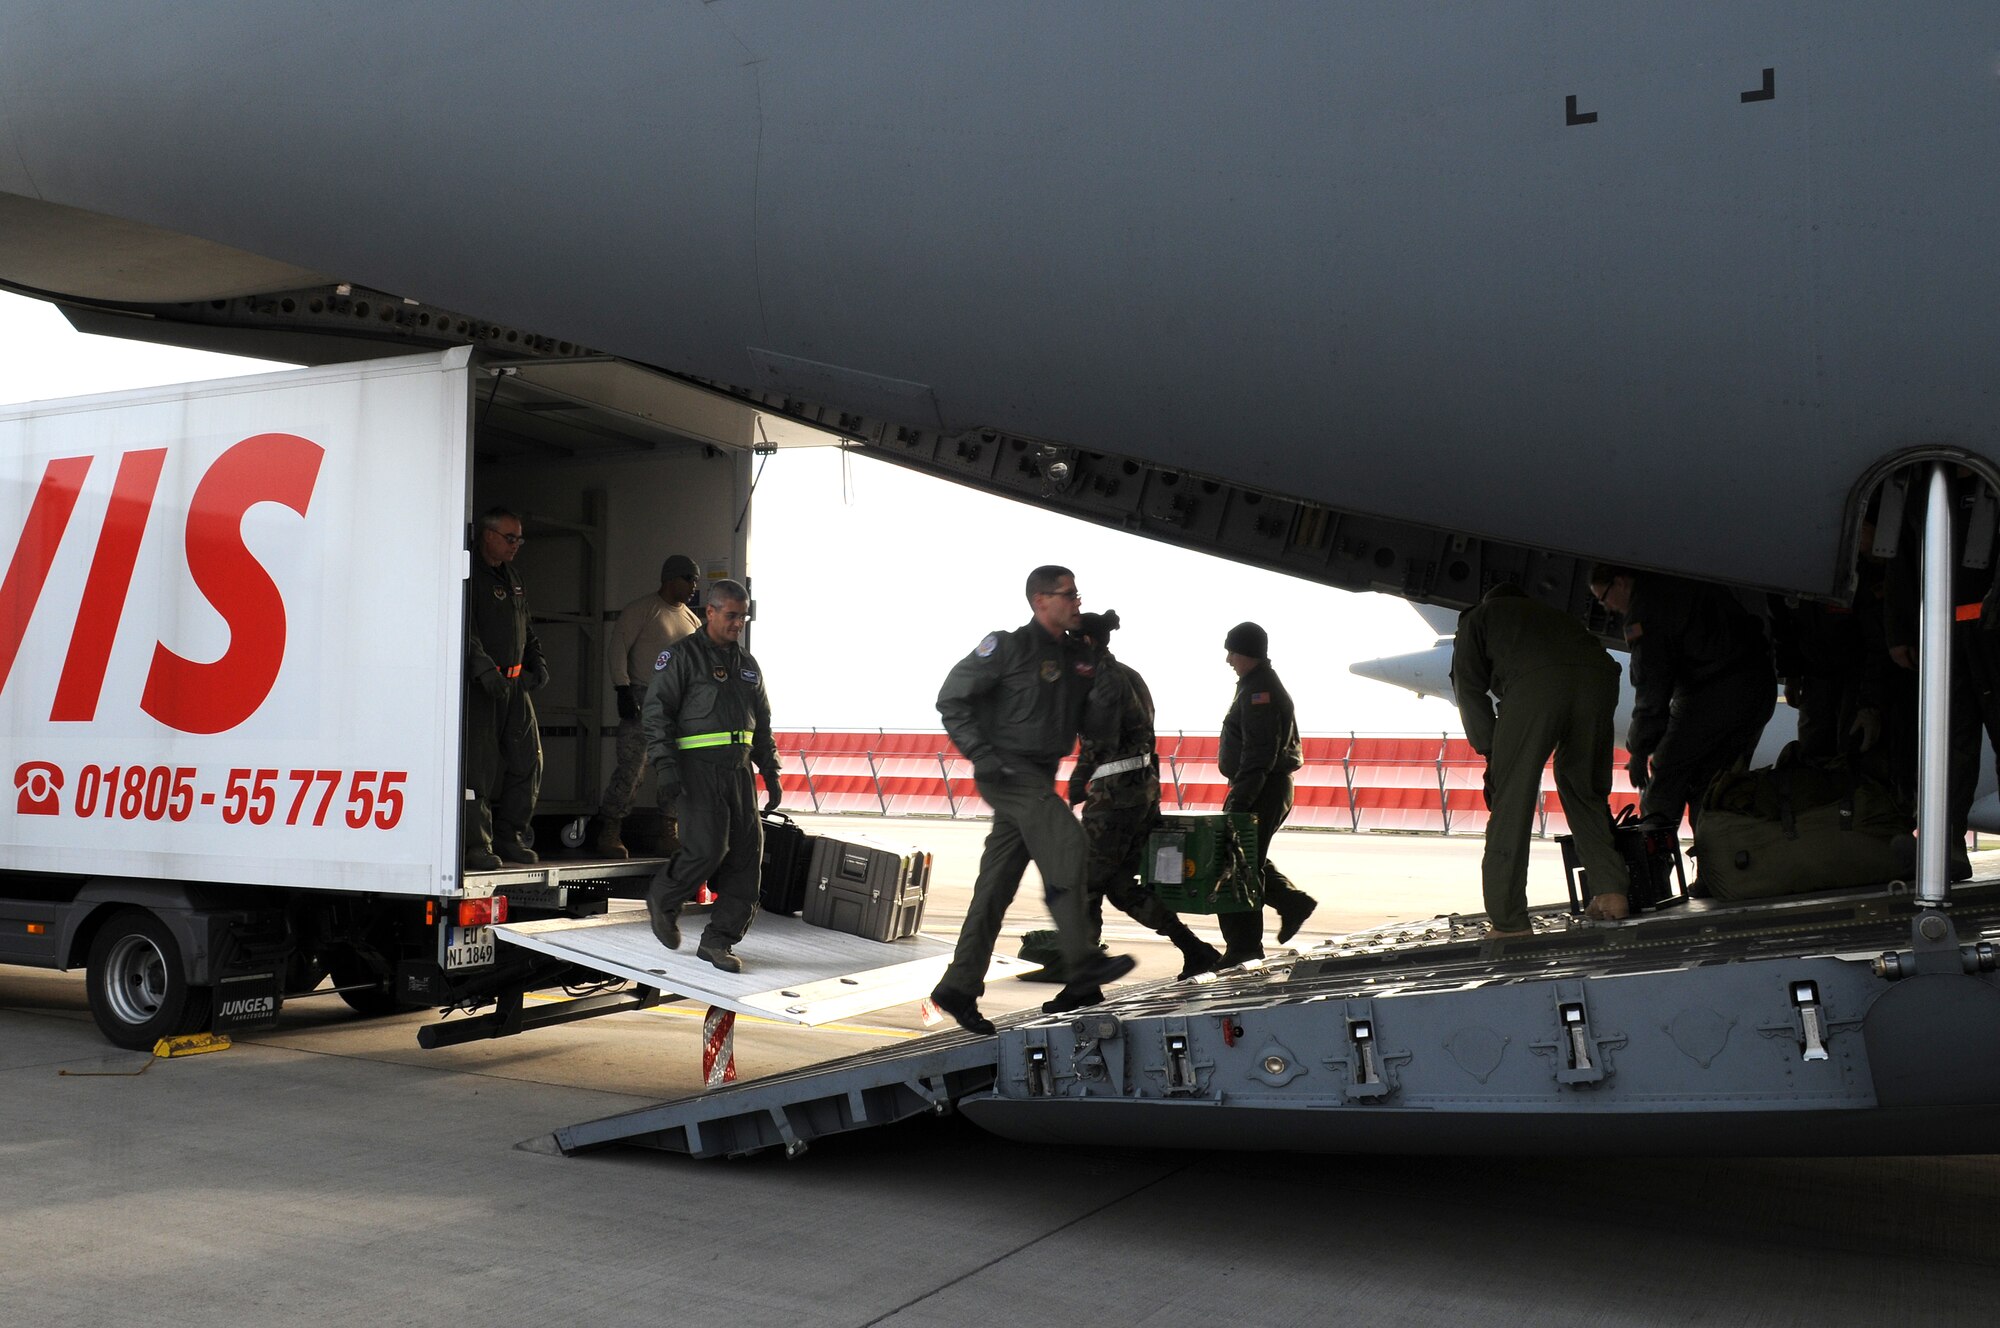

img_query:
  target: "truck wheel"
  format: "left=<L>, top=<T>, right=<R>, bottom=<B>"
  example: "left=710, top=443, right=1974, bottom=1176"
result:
left=86, top=908, right=212, bottom=1050
left=328, top=953, right=424, bottom=1018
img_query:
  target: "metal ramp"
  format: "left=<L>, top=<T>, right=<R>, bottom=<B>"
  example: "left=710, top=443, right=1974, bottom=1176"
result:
left=496, top=908, right=1039, bottom=1026
left=550, top=1026, right=1006, bottom=1159
left=539, top=881, right=2000, bottom=1161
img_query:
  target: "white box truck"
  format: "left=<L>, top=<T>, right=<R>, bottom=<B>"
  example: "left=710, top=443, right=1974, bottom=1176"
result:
left=0, top=347, right=778, bottom=1047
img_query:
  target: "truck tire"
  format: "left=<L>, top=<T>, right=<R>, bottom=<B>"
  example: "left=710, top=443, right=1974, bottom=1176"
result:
left=86, top=908, right=212, bottom=1050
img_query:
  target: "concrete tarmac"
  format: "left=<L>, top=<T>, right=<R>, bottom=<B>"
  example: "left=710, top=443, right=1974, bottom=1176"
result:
left=4, top=821, right=1997, bottom=1326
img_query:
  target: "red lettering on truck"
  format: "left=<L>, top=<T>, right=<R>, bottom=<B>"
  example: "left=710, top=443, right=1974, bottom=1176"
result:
left=0, top=455, right=94, bottom=698
left=51, top=448, right=168, bottom=721
left=140, top=434, right=325, bottom=734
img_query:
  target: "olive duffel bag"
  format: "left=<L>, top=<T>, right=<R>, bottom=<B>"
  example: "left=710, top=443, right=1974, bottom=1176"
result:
left=1690, top=751, right=1914, bottom=901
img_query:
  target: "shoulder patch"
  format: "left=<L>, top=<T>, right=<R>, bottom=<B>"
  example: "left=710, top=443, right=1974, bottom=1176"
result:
left=975, top=632, right=1000, bottom=658
left=1250, top=691, right=1272, bottom=705
left=654, top=649, right=672, bottom=670
left=740, top=668, right=758, bottom=683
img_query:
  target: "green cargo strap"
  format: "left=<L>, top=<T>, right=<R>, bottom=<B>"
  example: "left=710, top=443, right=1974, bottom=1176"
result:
left=676, top=729, right=755, bottom=749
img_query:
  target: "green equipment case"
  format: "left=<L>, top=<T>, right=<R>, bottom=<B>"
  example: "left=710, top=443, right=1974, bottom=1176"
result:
left=1144, top=812, right=1263, bottom=914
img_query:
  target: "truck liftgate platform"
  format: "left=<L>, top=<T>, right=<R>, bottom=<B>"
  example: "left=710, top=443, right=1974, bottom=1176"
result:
left=420, top=903, right=1037, bottom=1085
left=538, top=879, right=2000, bottom=1160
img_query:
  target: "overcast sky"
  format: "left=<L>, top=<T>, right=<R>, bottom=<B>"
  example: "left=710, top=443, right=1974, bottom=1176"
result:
left=0, top=291, right=1460, bottom=735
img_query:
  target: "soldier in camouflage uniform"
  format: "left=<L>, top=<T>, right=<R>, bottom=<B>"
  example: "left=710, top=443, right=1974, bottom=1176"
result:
left=1053, top=610, right=1225, bottom=1012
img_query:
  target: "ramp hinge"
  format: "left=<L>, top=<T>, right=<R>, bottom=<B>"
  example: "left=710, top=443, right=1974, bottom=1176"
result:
left=1349, top=1020, right=1379, bottom=1084
left=1563, top=1003, right=1594, bottom=1072
left=1543, top=998, right=1618, bottom=1086
left=1164, top=1032, right=1197, bottom=1095
left=1072, top=1015, right=1122, bottom=1091
left=1790, top=981, right=1830, bottom=1063
left=1024, top=1045, right=1054, bottom=1097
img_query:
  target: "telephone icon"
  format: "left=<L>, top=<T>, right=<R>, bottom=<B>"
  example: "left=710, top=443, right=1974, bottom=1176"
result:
left=14, top=762, right=63, bottom=816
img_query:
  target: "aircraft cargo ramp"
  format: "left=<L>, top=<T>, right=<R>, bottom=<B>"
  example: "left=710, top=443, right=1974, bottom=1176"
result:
left=544, top=880, right=2000, bottom=1161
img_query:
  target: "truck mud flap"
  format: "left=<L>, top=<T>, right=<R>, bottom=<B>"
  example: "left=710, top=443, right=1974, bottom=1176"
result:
left=545, top=1030, right=1003, bottom=1160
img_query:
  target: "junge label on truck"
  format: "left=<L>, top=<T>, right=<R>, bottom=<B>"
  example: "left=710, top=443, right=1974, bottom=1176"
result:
left=212, top=970, right=283, bottom=1034
left=0, top=352, right=468, bottom=896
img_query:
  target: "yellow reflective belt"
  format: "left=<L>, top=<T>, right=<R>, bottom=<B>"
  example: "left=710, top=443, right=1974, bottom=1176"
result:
left=676, top=729, right=755, bottom=750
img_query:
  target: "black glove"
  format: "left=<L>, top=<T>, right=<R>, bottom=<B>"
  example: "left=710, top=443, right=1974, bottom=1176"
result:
left=1481, top=766, right=1494, bottom=807
left=972, top=755, right=1014, bottom=784
left=1626, top=750, right=1651, bottom=791
left=654, top=771, right=682, bottom=811
left=477, top=668, right=508, bottom=700
left=521, top=664, right=549, bottom=694
left=762, top=768, right=783, bottom=813
left=616, top=686, right=640, bottom=721
left=1067, top=773, right=1088, bottom=806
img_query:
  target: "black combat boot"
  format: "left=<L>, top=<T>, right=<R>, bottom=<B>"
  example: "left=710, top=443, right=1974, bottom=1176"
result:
left=647, top=884, right=681, bottom=950
left=594, top=817, right=628, bottom=859
left=929, top=985, right=996, bottom=1036
left=1166, top=921, right=1225, bottom=980
left=1274, top=893, right=1318, bottom=944
left=1041, top=983, right=1104, bottom=1014
left=697, top=942, right=743, bottom=974
left=495, top=831, right=538, bottom=865
left=1069, top=952, right=1137, bottom=988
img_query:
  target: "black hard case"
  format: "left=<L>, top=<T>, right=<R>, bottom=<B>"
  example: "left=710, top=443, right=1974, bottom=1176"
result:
left=758, top=812, right=814, bottom=915
left=802, top=832, right=930, bottom=941
left=1558, top=809, right=1688, bottom=914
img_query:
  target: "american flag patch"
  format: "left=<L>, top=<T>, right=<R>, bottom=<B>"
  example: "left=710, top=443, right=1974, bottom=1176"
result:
left=1250, top=691, right=1271, bottom=704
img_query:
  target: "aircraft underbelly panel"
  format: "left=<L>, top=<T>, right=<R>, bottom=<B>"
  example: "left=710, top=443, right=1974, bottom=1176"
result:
left=2, top=6, right=1999, bottom=591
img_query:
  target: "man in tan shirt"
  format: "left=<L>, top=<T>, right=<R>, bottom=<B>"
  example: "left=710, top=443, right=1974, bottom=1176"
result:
left=595, top=554, right=703, bottom=856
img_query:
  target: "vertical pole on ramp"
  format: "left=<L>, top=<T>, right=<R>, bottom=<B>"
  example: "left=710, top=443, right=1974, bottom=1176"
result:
left=702, top=1006, right=737, bottom=1088
left=1918, top=462, right=1954, bottom=908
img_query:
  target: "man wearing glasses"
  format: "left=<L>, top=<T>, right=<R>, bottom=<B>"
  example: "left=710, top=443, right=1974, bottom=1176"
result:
left=464, top=507, right=549, bottom=870
left=930, top=565, right=1137, bottom=1034
left=642, top=579, right=783, bottom=973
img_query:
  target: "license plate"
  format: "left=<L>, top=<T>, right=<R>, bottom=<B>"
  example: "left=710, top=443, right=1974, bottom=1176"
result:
left=445, top=923, right=495, bottom=970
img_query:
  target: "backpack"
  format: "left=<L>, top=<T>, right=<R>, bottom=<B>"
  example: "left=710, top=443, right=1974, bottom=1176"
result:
left=1690, top=749, right=1913, bottom=901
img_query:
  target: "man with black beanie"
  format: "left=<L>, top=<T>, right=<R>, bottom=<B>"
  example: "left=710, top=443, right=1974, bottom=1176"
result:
left=1216, top=621, right=1319, bottom=962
